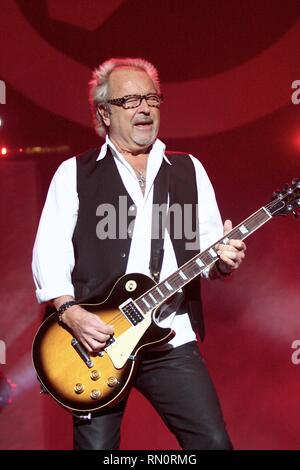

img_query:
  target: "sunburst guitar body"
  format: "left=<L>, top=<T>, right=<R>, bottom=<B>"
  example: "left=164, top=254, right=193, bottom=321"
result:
left=32, top=273, right=175, bottom=412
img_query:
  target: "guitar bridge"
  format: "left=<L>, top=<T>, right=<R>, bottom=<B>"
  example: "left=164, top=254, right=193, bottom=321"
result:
left=71, top=338, right=94, bottom=368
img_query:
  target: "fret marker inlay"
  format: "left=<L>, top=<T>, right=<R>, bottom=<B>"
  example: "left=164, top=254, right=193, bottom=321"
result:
left=195, top=258, right=205, bottom=268
left=165, top=281, right=173, bottom=291
left=209, top=248, right=217, bottom=258
left=179, top=270, right=188, bottom=280
left=239, top=225, right=249, bottom=235
left=142, top=297, right=150, bottom=308
left=156, top=287, right=164, bottom=298
left=149, top=293, right=157, bottom=303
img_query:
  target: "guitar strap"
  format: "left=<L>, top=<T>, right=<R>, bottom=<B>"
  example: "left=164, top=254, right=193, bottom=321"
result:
left=149, top=160, right=169, bottom=282
left=149, top=154, right=205, bottom=340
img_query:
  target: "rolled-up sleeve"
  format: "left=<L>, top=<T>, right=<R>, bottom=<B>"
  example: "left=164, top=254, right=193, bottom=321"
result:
left=32, top=157, right=78, bottom=303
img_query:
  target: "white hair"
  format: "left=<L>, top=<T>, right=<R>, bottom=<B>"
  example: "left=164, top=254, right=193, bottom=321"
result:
left=89, top=57, right=161, bottom=136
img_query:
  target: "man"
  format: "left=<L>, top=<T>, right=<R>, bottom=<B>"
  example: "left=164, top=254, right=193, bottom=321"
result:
left=32, top=57, right=246, bottom=450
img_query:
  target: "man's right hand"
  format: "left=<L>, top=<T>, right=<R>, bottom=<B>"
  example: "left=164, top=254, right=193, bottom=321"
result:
left=61, top=304, right=114, bottom=353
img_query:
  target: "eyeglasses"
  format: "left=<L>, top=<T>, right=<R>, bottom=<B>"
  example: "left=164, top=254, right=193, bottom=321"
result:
left=107, top=93, right=163, bottom=109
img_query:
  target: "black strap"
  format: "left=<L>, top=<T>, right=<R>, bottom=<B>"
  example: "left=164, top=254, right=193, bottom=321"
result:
left=149, top=161, right=169, bottom=282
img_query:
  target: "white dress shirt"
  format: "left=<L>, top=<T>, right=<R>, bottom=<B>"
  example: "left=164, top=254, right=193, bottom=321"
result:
left=32, top=137, right=223, bottom=348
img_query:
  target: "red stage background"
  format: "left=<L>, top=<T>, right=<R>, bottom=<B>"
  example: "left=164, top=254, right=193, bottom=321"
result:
left=0, top=0, right=300, bottom=449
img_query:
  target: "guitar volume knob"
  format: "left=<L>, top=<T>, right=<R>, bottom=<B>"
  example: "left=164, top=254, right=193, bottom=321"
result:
left=74, top=383, right=84, bottom=394
left=90, top=389, right=101, bottom=400
left=107, top=377, right=119, bottom=387
left=90, top=370, right=100, bottom=381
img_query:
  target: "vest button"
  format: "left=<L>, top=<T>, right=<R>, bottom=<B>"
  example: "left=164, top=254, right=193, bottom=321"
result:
left=120, top=252, right=127, bottom=258
left=129, top=204, right=136, bottom=213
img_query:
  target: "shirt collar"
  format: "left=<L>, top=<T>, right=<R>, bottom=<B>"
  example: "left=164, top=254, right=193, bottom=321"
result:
left=96, top=135, right=171, bottom=165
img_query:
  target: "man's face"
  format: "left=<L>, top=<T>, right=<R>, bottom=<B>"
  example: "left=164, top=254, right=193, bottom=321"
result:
left=102, top=68, right=160, bottom=154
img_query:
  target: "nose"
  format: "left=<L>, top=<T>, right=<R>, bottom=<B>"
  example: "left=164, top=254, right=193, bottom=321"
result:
left=138, top=96, right=150, bottom=113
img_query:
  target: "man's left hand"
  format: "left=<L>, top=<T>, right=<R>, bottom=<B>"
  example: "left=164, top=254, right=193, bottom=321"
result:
left=215, top=219, right=246, bottom=275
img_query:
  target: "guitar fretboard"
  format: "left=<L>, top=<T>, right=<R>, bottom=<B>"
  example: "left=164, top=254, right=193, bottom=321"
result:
left=135, top=204, right=274, bottom=315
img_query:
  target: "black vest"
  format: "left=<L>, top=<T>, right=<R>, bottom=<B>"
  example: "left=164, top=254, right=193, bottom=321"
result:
left=72, top=147, right=205, bottom=339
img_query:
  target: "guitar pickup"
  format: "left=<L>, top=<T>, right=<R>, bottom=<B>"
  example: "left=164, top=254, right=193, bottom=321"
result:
left=71, top=338, right=94, bottom=368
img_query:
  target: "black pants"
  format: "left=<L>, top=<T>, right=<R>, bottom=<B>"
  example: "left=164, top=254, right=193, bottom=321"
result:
left=73, top=341, right=232, bottom=450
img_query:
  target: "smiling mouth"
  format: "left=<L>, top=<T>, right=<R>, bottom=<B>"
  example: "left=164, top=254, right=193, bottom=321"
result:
left=134, top=121, right=153, bottom=128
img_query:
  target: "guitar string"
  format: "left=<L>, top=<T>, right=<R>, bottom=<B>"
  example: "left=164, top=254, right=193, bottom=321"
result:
left=134, top=209, right=267, bottom=307
left=98, top=207, right=274, bottom=331
left=97, top=195, right=297, bottom=334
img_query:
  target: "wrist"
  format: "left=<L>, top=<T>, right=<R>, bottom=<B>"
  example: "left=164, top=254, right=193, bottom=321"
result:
left=52, top=295, right=75, bottom=311
left=216, top=260, right=232, bottom=277
left=210, top=260, right=232, bottom=280
left=56, top=300, right=77, bottom=324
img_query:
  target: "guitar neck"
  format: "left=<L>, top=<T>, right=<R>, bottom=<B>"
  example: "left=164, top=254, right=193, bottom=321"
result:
left=135, top=204, right=275, bottom=315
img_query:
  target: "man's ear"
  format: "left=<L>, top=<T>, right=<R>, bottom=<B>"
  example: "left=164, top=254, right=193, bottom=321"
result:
left=97, top=106, right=110, bottom=127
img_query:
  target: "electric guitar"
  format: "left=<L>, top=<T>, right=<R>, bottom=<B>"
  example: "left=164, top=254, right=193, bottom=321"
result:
left=32, top=180, right=300, bottom=412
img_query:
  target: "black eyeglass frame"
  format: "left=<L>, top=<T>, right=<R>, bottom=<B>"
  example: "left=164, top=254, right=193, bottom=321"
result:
left=106, top=93, right=164, bottom=109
